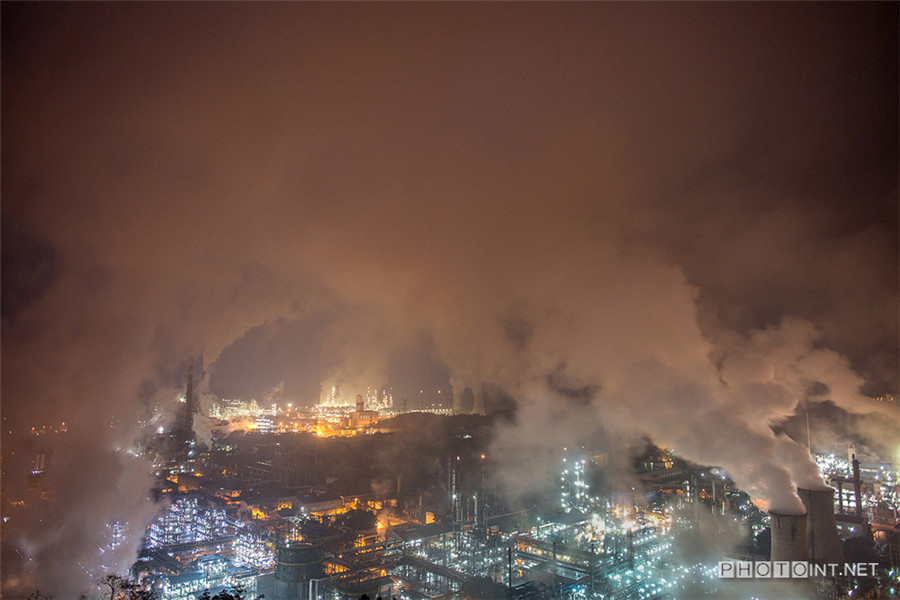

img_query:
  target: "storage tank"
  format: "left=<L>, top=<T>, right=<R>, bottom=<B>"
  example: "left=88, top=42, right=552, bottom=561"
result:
left=274, top=542, right=320, bottom=600
left=769, top=511, right=809, bottom=562
left=798, top=487, right=844, bottom=564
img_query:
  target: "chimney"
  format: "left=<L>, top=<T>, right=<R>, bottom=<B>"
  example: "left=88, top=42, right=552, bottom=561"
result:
left=179, top=357, right=196, bottom=452
left=798, top=487, right=844, bottom=564
left=356, top=394, right=365, bottom=412
left=769, top=511, right=810, bottom=562
left=852, top=454, right=863, bottom=521
left=185, top=357, right=194, bottom=411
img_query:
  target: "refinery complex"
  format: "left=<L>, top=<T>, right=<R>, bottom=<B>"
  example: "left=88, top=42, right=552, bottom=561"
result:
left=53, top=366, right=892, bottom=600
left=8, top=363, right=900, bottom=600
left=4, top=3, right=897, bottom=600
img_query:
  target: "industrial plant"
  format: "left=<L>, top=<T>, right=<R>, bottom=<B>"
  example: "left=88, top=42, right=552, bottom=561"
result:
left=113, top=364, right=900, bottom=600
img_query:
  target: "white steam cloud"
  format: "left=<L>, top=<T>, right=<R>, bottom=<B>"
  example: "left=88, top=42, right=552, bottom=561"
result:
left=2, top=3, right=896, bottom=597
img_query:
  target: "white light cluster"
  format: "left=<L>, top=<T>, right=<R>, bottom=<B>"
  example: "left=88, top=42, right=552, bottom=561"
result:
left=209, top=398, right=277, bottom=420
left=146, top=497, right=234, bottom=548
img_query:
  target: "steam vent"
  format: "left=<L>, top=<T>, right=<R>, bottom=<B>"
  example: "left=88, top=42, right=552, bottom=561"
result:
left=769, top=511, right=810, bottom=562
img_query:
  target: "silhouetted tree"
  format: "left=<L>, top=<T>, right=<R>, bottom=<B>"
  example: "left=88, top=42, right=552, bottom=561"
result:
left=98, top=574, right=156, bottom=600
left=99, top=575, right=127, bottom=600
left=197, top=585, right=263, bottom=600
left=122, top=586, right=156, bottom=600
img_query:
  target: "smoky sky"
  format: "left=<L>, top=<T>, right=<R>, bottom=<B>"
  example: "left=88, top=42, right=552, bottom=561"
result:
left=2, top=2, right=898, bottom=597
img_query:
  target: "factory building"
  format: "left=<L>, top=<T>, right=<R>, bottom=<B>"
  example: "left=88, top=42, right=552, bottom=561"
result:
left=158, top=570, right=206, bottom=600
left=156, top=563, right=258, bottom=600
left=147, top=496, right=234, bottom=548
left=136, top=492, right=270, bottom=597
left=349, top=395, right=379, bottom=429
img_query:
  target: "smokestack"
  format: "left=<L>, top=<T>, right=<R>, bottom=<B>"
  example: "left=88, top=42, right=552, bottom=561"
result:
left=471, top=393, right=486, bottom=415
left=798, top=487, right=844, bottom=564
left=177, top=357, right=196, bottom=455
left=356, top=394, right=364, bottom=412
left=769, top=511, right=810, bottom=562
left=185, top=357, right=194, bottom=410
left=852, top=454, right=863, bottom=521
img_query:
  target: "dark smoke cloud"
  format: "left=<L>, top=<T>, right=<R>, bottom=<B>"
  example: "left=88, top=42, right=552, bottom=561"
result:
left=2, top=3, right=897, bottom=596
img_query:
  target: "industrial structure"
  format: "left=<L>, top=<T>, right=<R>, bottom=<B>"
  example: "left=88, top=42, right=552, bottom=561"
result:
left=798, top=487, right=844, bottom=565
left=274, top=543, right=322, bottom=600
left=470, top=394, right=486, bottom=416
left=133, top=495, right=265, bottom=600
left=131, top=388, right=899, bottom=600
left=769, top=511, right=810, bottom=562
left=163, top=357, right=201, bottom=477
left=177, top=358, right=197, bottom=454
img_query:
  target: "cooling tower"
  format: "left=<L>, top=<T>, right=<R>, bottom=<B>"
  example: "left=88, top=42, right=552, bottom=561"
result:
left=769, top=511, right=809, bottom=562
left=452, top=393, right=465, bottom=414
left=798, top=487, right=844, bottom=564
left=471, top=393, right=486, bottom=415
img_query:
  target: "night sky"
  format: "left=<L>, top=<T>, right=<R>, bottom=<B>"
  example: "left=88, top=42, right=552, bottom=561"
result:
left=2, top=3, right=898, bottom=596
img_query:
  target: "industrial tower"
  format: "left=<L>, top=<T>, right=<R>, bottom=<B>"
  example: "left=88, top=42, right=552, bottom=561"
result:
left=174, top=357, right=198, bottom=469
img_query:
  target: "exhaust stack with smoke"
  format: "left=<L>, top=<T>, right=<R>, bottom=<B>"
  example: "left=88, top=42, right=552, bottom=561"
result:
left=769, top=511, right=810, bottom=562
left=798, top=487, right=844, bottom=564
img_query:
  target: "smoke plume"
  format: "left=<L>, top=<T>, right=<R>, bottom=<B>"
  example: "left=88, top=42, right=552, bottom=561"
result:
left=2, top=3, right=896, bottom=596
